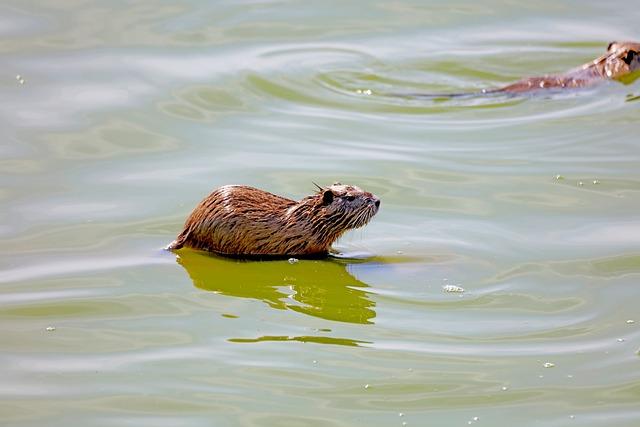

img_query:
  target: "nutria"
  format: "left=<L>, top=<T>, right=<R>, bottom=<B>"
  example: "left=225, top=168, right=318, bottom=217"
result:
left=168, top=183, right=380, bottom=258
left=496, top=41, right=640, bottom=93
left=404, top=41, right=640, bottom=98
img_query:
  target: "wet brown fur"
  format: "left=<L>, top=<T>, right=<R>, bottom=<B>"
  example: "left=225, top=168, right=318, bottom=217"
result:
left=168, top=183, right=380, bottom=258
left=496, top=41, right=640, bottom=93
left=404, top=41, right=640, bottom=99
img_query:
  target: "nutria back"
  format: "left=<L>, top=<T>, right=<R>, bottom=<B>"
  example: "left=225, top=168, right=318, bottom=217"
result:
left=168, top=183, right=380, bottom=258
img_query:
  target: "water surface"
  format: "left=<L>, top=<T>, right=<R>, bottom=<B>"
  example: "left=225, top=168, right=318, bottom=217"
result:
left=1, top=1, right=639, bottom=426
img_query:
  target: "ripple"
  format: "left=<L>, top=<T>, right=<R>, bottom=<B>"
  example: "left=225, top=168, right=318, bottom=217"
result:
left=45, top=119, right=181, bottom=160
left=240, top=42, right=637, bottom=128
left=0, top=255, right=170, bottom=284
left=493, top=253, right=640, bottom=281
left=158, top=84, right=249, bottom=122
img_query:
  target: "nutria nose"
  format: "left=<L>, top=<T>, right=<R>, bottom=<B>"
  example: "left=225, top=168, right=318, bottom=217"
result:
left=374, top=198, right=380, bottom=208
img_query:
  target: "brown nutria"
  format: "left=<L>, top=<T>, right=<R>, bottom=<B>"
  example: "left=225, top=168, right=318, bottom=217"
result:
left=167, top=183, right=380, bottom=258
left=403, top=41, right=640, bottom=98
left=496, top=41, right=640, bottom=93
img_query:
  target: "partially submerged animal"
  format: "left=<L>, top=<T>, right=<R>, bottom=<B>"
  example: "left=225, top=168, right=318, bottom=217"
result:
left=496, top=41, right=640, bottom=93
left=406, top=41, right=640, bottom=98
left=168, top=183, right=380, bottom=258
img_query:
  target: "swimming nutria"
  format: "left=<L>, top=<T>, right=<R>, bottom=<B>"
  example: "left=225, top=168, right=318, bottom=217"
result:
left=168, top=183, right=380, bottom=258
left=405, top=41, right=640, bottom=98
left=496, top=41, right=640, bottom=93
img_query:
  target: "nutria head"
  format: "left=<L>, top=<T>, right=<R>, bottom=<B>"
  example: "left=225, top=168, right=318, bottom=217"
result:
left=316, top=182, right=380, bottom=229
left=601, top=41, right=640, bottom=80
left=287, top=182, right=380, bottom=251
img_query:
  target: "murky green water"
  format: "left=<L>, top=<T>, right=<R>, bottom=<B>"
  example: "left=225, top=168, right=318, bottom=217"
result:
left=2, top=1, right=639, bottom=426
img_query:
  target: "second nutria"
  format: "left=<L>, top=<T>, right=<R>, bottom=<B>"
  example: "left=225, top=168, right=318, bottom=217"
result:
left=403, top=41, right=640, bottom=98
left=496, top=41, right=640, bottom=93
left=168, top=183, right=380, bottom=258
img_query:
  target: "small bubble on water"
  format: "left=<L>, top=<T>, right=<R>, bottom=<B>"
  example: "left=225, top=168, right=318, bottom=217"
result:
left=16, top=74, right=21, bottom=80
left=443, top=284, right=464, bottom=293
left=473, top=417, right=479, bottom=421
left=288, top=258, right=298, bottom=264
left=402, top=422, right=407, bottom=426
left=397, top=250, right=403, bottom=254
left=626, top=319, right=635, bottom=324
left=592, top=180, right=600, bottom=185
left=45, top=326, right=56, bottom=332
left=364, top=384, right=370, bottom=389
left=399, top=412, right=404, bottom=417
left=555, top=174, right=564, bottom=180
left=543, top=362, right=555, bottom=368
left=501, top=386, right=508, bottom=391
left=578, top=181, right=584, bottom=186
left=363, top=89, right=372, bottom=95
left=569, top=415, right=575, bottom=419
left=312, top=360, right=317, bottom=364
left=617, top=338, right=625, bottom=343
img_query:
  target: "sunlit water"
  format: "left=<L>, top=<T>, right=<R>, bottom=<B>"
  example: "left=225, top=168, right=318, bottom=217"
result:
left=1, top=1, right=639, bottom=426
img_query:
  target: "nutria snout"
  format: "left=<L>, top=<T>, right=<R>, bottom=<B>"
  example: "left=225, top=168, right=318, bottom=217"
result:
left=168, top=183, right=380, bottom=258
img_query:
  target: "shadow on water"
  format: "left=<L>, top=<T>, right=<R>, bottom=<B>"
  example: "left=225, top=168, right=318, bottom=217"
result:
left=175, top=249, right=377, bottom=325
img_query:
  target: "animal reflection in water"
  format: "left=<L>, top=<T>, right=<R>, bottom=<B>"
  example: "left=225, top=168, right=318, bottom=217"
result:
left=176, top=249, right=376, bottom=326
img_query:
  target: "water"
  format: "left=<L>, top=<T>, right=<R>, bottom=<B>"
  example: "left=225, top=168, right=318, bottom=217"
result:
left=1, top=1, right=639, bottom=426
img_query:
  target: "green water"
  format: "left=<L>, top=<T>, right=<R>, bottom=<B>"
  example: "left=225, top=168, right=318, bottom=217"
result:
left=1, top=1, right=639, bottom=426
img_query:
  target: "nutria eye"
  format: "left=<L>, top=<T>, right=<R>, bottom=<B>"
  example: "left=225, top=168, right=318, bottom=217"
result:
left=322, top=190, right=334, bottom=205
left=346, top=195, right=355, bottom=202
left=623, top=50, right=637, bottom=65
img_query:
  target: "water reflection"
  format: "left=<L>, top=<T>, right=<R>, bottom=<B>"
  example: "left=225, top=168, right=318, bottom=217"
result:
left=229, top=335, right=371, bottom=347
left=175, top=250, right=376, bottom=324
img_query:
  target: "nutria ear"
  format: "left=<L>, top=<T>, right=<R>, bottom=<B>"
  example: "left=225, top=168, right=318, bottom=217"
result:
left=623, top=50, right=637, bottom=65
left=322, top=189, right=334, bottom=205
left=607, top=41, right=618, bottom=52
